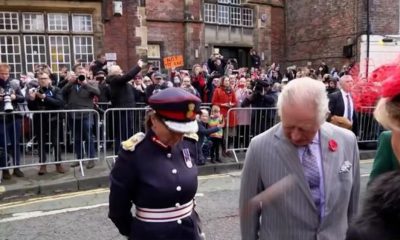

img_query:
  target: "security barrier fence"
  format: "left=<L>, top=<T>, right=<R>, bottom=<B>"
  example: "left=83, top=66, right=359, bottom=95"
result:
left=0, top=106, right=381, bottom=177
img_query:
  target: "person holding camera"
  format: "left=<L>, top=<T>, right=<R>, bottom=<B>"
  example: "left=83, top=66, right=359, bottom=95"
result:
left=27, top=71, right=65, bottom=175
left=207, top=52, right=226, bottom=77
left=106, top=60, right=143, bottom=154
left=0, top=63, right=25, bottom=180
left=62, top=65, right=100, bottom=169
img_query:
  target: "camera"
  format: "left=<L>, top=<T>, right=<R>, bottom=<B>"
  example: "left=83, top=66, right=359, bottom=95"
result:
left=3, top=88, right=14, bottom=112
left=78, top=75, right=86, bottom=82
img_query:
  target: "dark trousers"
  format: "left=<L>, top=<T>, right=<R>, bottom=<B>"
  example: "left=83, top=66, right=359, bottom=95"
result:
left=68, top=116, right=96, bottom=159
left=33, top=114, right=62, bottom=163
left=113, top=111, right=134, bottom=155
left=0, top=117, right=22, bottom=167
left=210, top=137, right=222, bottom=161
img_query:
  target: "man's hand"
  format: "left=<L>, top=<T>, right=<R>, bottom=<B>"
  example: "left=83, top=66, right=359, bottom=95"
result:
left=36, top=92, right=46, bottom=99
left=28, top=90, right=36, bottom=100
left=10, top=94, right=16, bottom=101
left=137, top=59, right=144, bottom=68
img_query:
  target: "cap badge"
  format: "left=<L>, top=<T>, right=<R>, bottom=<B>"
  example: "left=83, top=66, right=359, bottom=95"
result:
left=186, top=103, right=195, bottom=119
left=182, top=148, right=193, bottom=168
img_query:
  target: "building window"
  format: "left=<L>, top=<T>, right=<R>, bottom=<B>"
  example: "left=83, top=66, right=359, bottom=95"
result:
left=49, top=36, right=71, bottom=72
left=24, top=35, right=47, bottom=73
left=0, top=11, right=94, bottom=78
left=147, top=44, right=161, bottom=69
left=204, top=3, right=217, bottom=23
left=242, top=8, right=253, bottom=27
left=218, top=5, right=230, bottom=25
left=0, top=35, right=22, bottom=77
left=73, top=36, right=94, bottom=63
left=205, top=1, right=252, bottom=27
left=72, top=14, right=93, bottom=33
left=22, top=13, right=45, bottom=32
left=0, top=12, right=19, bottom=31
left=48, top=13, right=69, bottom=32
left=230, top=7, right=241, bottom=26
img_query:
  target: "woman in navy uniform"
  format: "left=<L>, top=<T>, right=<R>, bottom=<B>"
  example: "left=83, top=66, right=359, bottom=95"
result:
left=109, top=87, right=204, bottom=240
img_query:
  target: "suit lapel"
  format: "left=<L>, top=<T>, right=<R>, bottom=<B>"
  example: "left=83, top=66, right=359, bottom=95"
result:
left=274, top=125, right=317, bottom=210
left=319, top=123, right=336, bottom=209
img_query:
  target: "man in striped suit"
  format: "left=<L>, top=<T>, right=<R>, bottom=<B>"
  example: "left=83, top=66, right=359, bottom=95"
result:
left=239, top=77, right=360, bottom=240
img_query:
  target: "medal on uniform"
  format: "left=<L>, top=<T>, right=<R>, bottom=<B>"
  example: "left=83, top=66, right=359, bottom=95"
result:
left=182, top=148, right=193, bottom=168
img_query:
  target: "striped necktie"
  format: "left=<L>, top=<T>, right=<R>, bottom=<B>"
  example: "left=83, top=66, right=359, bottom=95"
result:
left=302, top=145, right=321, bottom=210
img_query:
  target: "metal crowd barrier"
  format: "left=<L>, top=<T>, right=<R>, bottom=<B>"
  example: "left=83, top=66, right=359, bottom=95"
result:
left=225, top=107, right=280, bottom=162
left=0, top=106, right=381, bottom=181
left=102, top=108, right=147, bottom=166
left=356, top=107, right=381, bottom=143
left=225, top=106, right=381, bottom=162
left=0, top=109, right=100, bottom=177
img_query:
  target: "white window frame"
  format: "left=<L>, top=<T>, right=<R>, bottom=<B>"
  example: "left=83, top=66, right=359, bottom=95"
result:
left=73, top=36, right=94, bottom=63
left=24, top=35, right=47, bottom=73
left=204, top=3, right=217, bottom=23
left=230, top=0, right=241, bottom=5
left=72, top=14, right=93, bottom=33
left=218, top=5, right=230, bottom=25
left=147, top=43, right=161, bottom=69
left=0, top=35, right=22, bottom=77
left=230, top=6, right=241, bottom=26
left=48, top=13, right=69, bottom=32
left=0, top=12, right=19, bottom=32
left=49, top=35, right=71, bottom=72
left=242, top=8, right=253, bottom=27
left=22, top=13, right=45, bottom=32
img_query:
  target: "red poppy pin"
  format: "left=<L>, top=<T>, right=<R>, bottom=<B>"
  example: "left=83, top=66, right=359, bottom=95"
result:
left=328, top=139, right=338, bottom=152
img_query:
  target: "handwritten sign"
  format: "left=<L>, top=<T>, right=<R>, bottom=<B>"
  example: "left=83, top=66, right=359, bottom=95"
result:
left=105, top=53, right=117, bottom=61
left=163, top=55, right=184, bottom=69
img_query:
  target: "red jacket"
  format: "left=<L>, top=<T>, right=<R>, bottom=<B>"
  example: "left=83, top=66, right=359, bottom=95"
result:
left=211, top=87, right=237, bottom=127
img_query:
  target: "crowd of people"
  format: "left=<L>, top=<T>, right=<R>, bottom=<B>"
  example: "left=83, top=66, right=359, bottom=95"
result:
left=1, top=48, right=399, bottom=239
left=0, top=50, right=366, bottom=181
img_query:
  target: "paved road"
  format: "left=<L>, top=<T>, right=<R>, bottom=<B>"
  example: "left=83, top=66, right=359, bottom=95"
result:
left=0, top=161, right=373, bottom=240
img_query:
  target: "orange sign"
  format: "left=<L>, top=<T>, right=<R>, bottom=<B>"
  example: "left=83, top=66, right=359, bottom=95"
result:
left=163, top=55, right=184, bottom=69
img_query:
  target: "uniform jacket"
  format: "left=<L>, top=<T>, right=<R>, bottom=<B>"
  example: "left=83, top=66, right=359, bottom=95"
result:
left=328, top=90, right=358, bottom=135
left=106, top=66, right=141, bottom=108
left=239, top=122, right=360, bottom=240
left=369, top=131, right=399, bottom=184
left=211, top=87, right=237, bottom=128
left=108, top=130, right=202, bottom=240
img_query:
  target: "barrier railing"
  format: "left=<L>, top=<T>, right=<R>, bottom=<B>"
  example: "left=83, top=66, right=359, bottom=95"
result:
left=0, top=106, right=381, bottom=181
left=225, top=107, right=280, bottom=162
left=102, top=108, right=147, bottom=167
left=0, top=109, right=100, bottom=177
left=356, top=107, right=381, bottom=143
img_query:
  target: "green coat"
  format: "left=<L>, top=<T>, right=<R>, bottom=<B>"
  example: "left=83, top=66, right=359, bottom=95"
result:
left=369, top=131, right=399, bottom=183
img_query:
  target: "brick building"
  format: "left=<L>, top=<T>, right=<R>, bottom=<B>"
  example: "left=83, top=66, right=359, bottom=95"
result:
left=285, top=0, right=400, bottom=71
left=0, top=0, right=398, bottom=77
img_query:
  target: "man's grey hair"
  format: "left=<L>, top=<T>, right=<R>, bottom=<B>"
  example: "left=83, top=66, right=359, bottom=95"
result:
left=339, top=74, right=353, bottom=86
left=277, top=77, right=329, bottom=125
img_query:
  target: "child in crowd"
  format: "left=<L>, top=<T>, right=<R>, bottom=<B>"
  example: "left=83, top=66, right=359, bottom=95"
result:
left=208, top=105, right=224, bottom=163
left=196, top=109, right=221, bottom=165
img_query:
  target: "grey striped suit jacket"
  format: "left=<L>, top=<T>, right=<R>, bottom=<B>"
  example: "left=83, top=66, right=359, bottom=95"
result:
left=239, top=122, right=360, bottom=240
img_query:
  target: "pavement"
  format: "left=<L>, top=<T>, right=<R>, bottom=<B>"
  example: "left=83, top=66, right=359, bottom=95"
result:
left=0, top=149, right=376, bottom=201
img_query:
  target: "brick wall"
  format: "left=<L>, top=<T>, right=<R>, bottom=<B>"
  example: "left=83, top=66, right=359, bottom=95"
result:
left=370, top=0, right=399, bottom=35
left=285, top=0, right=359, bottom=69
left=103, top=0, right=141, bottom=71
left=270, top=6, right=285, bottom=66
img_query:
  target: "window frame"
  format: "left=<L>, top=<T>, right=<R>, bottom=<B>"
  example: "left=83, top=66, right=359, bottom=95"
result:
left=204, top=1, right=253, bottom=28
left=0, top=11, right=95, bottom=79
left=22, top=12, right=45, bottom=32
left=0, top=11, right=19, bottom=32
